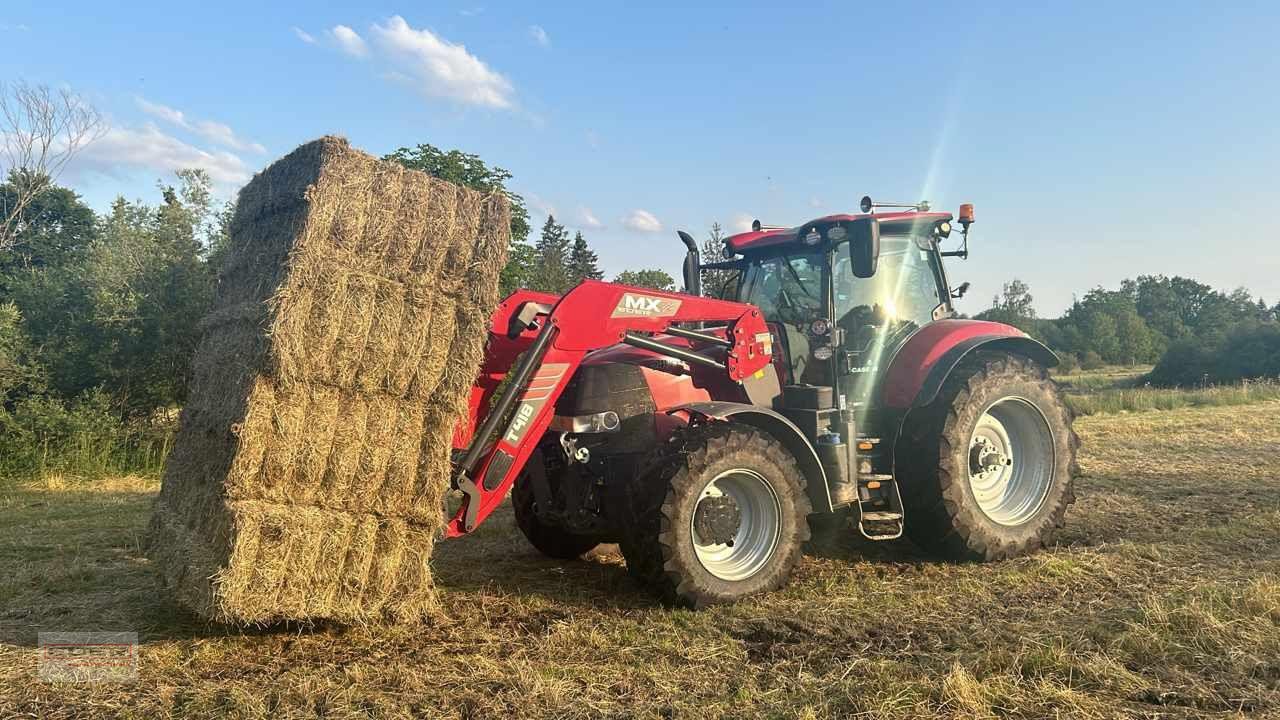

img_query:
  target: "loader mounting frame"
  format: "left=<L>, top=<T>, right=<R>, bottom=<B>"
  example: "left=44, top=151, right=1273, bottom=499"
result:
left=448, top=280, right=777, bottom=537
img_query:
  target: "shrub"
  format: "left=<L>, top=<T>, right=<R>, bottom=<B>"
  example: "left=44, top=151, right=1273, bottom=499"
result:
left=1081, top=350, right=1106, bottom=371
left=1149, top=320, right=1280, bottom=386
left=0, top=389, right=171, bottom=481
left=1055, top=352, right=1080, bottom=375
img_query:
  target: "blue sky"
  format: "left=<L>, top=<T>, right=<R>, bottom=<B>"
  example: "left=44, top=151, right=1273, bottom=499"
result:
left=4, top=1, right=1277, bottom=315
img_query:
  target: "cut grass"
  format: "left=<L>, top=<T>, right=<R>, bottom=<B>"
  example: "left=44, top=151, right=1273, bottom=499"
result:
left=2, top=400, right=1278, bottom=718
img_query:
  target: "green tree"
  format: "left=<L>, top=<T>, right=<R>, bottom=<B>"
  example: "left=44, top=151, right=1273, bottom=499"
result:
left=567, top=231, right=602, bottom=285
left=499, top=241, right=536, bottom=296
left=1080, top=311, right=1120, bottom=363
left=0, top=302, right=44, bottom=403
left=976, top=278, right=1037, bottom=333
left=531, top=215, right=572, bottom=293
left=383, top=143, right=534, bottom=293
left=614, top=268, right=675, bottom=292
left=0, top=171, right=97, bottom=285
left=700, top=222, right=737, bottom=298
left=1113, top=309, right=1157, bottom=365
left=18, top=170, right=220, bottom=417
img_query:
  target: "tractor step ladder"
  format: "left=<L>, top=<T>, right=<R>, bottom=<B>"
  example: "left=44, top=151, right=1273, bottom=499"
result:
left=855, top=469, right=905, bottom=541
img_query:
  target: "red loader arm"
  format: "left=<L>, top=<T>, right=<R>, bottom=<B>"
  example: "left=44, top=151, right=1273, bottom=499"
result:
left=447, top=279, right=775, bottom=537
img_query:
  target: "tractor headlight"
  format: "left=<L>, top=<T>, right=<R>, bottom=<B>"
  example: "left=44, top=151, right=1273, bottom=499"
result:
left=550, top=411, right=621, bottom=434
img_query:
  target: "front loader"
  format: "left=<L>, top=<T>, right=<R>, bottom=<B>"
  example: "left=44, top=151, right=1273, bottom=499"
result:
left=448, top=199, right=1077, bottom=607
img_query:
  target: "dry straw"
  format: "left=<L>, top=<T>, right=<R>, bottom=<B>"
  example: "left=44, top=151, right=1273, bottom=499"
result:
left=147, top=136, right=510, bottom=624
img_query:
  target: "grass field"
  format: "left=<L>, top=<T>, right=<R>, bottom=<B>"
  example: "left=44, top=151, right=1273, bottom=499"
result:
left=1055, top=365, right=1280, bottom=417
left=2, top=399, right=1278, bottom=719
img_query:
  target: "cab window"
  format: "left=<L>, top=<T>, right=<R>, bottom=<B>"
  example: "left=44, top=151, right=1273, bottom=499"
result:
left=739, top=252, right=824, bottom=326
left=833, top=236, right=944, bottom=334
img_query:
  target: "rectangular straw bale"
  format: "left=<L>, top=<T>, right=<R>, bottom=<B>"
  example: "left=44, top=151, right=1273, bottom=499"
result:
left=147, top=136, right=509, bottom=624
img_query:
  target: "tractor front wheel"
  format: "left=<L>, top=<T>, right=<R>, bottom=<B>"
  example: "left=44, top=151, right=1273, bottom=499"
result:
left=620, top=423, right=811, bottom=608
left=897, top=352, right=1078, bottom=562
left=512, top=454, right=602, bottom=560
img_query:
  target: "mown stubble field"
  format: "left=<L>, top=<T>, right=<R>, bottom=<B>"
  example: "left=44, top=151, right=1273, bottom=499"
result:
left=2, top=401, right=1278, bottom=719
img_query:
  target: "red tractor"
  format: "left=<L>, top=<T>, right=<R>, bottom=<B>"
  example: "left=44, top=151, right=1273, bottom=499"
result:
left=449, top=198, right=1077, bottom=607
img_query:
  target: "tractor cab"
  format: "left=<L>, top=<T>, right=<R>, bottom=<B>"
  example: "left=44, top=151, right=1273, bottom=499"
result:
left=712, top=207, right=961, bottom=435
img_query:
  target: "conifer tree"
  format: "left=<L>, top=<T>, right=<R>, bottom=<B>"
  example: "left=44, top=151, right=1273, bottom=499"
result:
left=567, top=231, right=602, bottom=285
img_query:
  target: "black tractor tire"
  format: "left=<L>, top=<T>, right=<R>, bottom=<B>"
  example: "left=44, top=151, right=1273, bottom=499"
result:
left=620, top=423, right=811, bottom=608
left=512, top=466, right=601, bottom=560
left=897, top=351, right=1078, bottom=562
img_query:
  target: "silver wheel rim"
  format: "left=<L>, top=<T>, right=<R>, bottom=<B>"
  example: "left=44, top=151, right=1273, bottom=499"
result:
left=691, top=469, right=781, bottom=581
left=968, top=396, right=1055, bottom=526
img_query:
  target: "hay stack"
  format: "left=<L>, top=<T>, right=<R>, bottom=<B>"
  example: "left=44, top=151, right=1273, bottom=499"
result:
left=147, top=136, right=509, bottom=624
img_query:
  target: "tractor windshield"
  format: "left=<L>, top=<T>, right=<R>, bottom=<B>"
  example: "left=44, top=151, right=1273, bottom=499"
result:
left=833, top=235, right=945, bottom=337
left=834, top=233, right=949, bottom=412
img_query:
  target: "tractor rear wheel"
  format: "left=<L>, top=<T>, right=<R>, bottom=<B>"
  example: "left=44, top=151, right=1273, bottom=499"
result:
left=897, top=352, right=1077, bottom=562
left=512, top=456, right=601, bottom=560
left=620, top=423, right=811, bottom=608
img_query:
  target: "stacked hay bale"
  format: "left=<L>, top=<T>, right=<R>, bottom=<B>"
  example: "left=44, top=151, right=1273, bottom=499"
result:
left=147, top=136, right=509, bottom=624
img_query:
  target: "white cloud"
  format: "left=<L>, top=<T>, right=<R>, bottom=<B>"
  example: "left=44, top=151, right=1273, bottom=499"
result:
left=72, top=123, right=253, bottom=187
left=292, top=26, right=316, bottom=44
left=526, top=192, right=556, bottom=219
left=578, top=207, right=603, bottom=229
left=459, top=7, right=485, bottom=17
left=330, top=24, right=368, bottom=57
left=623, top=209, right=662, bottom=233
left=529, top=25, right=550, bottom=47
left=191, top=120, right=266, bottom=155
left=135, top=97, right=185, bottom=126
left=1, top=23, right=31, bottom=32
left=136, top=97, right=266, bottom=154
left=370, top=16, right=514, bottom=109
left=729, top=213, right=755, bottom=233
left=585, top=130, right=600, bottom=149
left=809, top=197, right=823, bottom=208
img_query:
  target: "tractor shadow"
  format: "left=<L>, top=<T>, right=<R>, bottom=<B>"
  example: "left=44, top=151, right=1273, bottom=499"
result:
left=430, top=505, right=654, bottom=612
left=802, top=514, right=935, bottom=564
left=431, top=505, right=940, bottom=609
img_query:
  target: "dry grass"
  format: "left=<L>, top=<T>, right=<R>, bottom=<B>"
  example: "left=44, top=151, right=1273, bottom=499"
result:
left=2, top=401, right=1278, bottom=718
left=147, top=136, right=510, bottom=625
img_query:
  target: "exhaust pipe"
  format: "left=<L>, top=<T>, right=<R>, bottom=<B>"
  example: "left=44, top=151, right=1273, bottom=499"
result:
left=677, top=230, right=700, bottom=297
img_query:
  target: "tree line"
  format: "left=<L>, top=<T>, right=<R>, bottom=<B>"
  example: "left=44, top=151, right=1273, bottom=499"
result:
left=975, top=277, right=1280, bottom=383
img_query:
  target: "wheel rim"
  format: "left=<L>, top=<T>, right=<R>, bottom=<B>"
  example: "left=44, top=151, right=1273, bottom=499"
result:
left=691, top=469, right=781, bottom=581
left=967, top=396, right=1055, bottom=526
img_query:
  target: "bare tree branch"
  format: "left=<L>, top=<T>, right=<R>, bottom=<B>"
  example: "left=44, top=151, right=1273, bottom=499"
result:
left=0, top=81, right=105, bottom=249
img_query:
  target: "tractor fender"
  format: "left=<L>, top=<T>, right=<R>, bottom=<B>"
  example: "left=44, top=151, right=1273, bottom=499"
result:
left=670, top=401, right=834, bottom=513
left=907, top=334, right=1059, bottom=409
left=878, top=320, right=1057, bottom=410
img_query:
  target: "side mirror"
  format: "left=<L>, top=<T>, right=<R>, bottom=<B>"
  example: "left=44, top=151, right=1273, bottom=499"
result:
left=846, top=217, right=880, bottom=278
left=951, top=281, right=970, bottom=299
